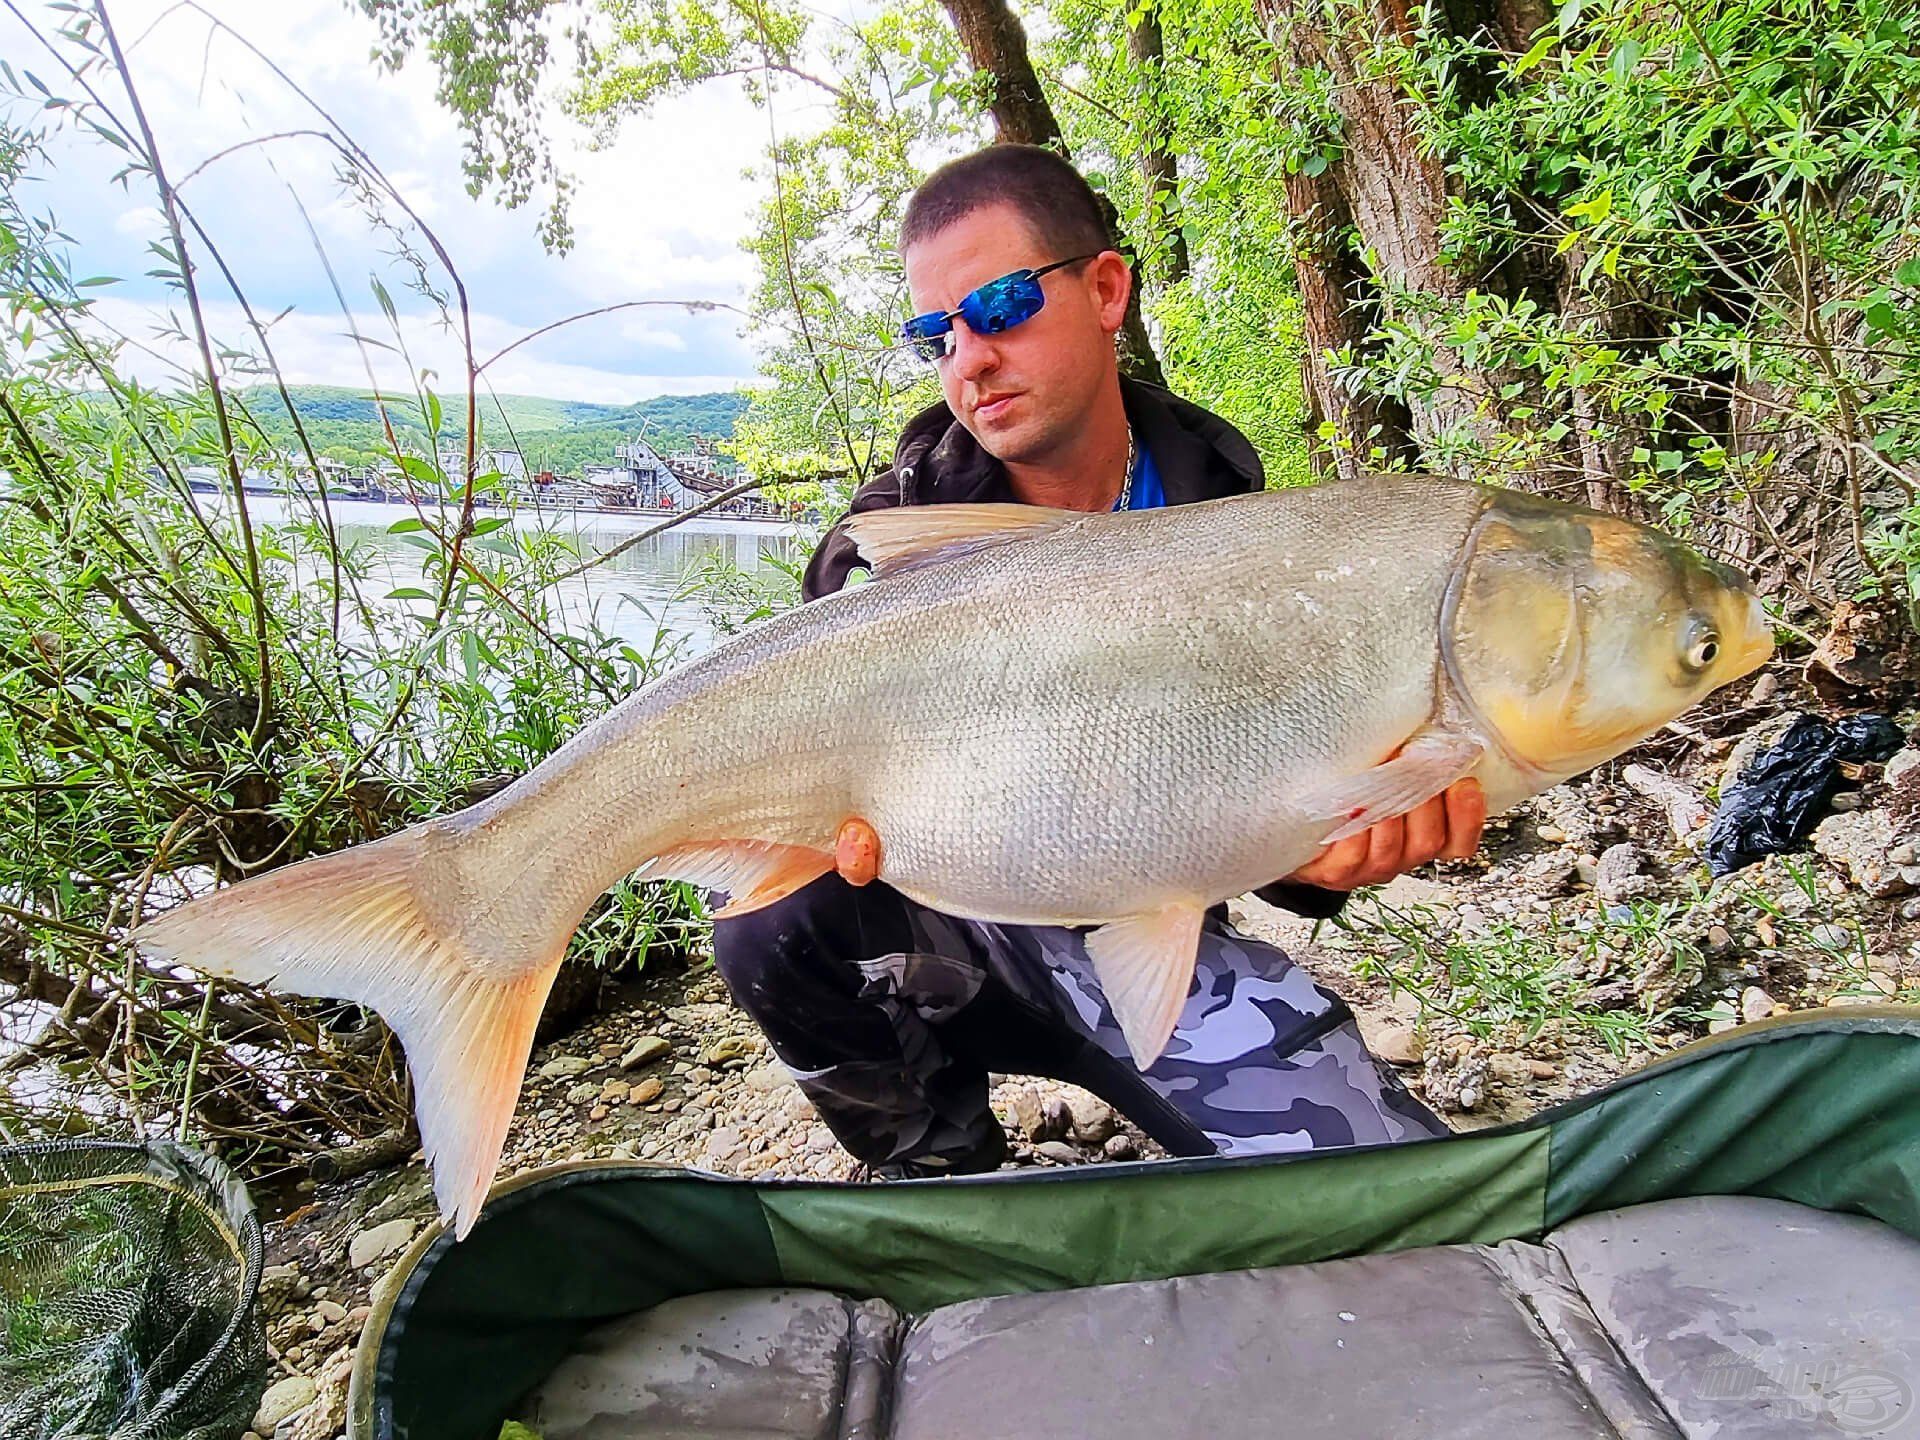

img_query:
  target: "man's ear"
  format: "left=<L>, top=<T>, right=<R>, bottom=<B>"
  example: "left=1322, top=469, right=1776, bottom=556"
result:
left=1089, top=249, right=1132, bottom=335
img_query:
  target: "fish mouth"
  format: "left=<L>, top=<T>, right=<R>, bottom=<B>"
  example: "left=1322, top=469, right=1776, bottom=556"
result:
left=1730, top=591, right=1775, bottom=676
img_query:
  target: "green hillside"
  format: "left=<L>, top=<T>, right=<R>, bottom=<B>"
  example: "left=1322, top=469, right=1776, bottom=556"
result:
left=237, top=386, right=748, bottom=470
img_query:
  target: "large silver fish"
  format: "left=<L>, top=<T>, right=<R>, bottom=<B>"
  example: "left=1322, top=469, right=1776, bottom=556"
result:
left=137, top=478, right=1773, bottom=1233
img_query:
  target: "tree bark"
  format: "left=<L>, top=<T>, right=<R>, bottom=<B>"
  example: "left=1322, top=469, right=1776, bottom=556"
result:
left=936, top=0, right=1168, bottom=386
left=1264, top=0, right=1554, bottom=476
left=1128, top=9, right=1190, bottom=288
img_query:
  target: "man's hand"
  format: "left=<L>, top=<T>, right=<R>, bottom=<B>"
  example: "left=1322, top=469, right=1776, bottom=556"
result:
left=1285, top=779, right=1486, bottom=891
left=832, top=780, right=1487, bottom=894
left=836, top=817, right=883, bottom=886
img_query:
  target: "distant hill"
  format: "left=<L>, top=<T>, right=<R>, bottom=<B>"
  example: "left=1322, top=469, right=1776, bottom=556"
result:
left=238, top=386, right=749, bottom=471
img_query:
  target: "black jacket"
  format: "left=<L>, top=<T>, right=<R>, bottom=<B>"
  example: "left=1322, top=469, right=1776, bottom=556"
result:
left=801, top=376, right=1346, bottom=921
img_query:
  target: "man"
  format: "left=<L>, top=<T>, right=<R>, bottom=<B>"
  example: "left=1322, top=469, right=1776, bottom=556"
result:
left=713, top=144, right=1484, bottom=1175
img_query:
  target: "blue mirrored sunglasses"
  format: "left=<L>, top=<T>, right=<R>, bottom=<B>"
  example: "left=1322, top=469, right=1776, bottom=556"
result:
left=899, top=254, right=1100, bottom=362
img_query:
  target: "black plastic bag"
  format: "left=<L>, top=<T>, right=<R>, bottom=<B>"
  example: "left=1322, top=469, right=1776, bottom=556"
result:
left=1704, top=713, right=1907, bottom=876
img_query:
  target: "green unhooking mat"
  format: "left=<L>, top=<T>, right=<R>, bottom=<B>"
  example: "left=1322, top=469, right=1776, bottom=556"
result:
left=0, top=1140, right=268, bottom=1440
left=351, top=1007, right=1920, bottom=1440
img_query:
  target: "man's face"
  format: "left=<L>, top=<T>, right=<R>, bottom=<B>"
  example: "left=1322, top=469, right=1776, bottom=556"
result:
left=903, top=202, right=1129, bottom=466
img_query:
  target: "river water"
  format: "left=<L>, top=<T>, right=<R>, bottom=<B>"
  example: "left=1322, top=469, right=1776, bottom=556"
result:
left=246, top=495, right=813, bottom=658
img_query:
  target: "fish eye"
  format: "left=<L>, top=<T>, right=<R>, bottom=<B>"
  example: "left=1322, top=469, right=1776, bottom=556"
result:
left=1685, top=631, right=1721, bottom=670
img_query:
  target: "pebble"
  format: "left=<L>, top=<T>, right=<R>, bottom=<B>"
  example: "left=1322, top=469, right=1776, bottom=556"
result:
left=630, top=1077, right=664, bottom=1105
left=1810, top=922, right=1855, bottom=952
left=1038, top=1097, right=1072, bottom=1143
left=1103, top=1134, right=1138, bottom=1161
left=701, top=1035, right=756, bottom=1067
left=621, top=1036, right=672, bottom=1070
left=253, top=1378, right=317, bottom=1435
left=599, top=1078, right=631, bottom=1102
left=1594, top=844, right=1654, bottom=904
left=347, top=1218, right=415, bottom=1271
left=744, top=1064, right=794, bottom=1093
left=1065, top=1094, right=1118, bottom=1144
left=312, top=1299, right=348, bottom=1324
left=1034, top=1141, right=1083, bottom=1165
left=1740, top=987, right=1777, bottom=1024
left=536, top=1056, right=593, bottom=1080
left=1004, top=1086, right=1044, bottom=1139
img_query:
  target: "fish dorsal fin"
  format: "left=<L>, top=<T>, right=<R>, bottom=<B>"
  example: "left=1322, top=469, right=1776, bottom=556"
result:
left=845, top=503, right=1081, bottom=579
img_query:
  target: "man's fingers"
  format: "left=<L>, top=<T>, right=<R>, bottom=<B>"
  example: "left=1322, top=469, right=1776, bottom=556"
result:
left=1288, top=831, right=1369, bottom=888
left=1439, top=780, right=1487, bottom=861
left=835, top=817, right=882, bottom=886
left=1356, top=812, right=1407, bottom=887
left=1402, top=793, right=1449, bottom=868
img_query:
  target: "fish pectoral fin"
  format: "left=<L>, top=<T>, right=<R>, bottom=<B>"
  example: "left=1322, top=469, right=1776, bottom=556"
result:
left=1085, top=902, right=1207, bottom=1069
left=1302, top=729, right=1486, bottom=847
left=650, top=839, right=837, bottom=918
left=844, top=503, right=1082, bottom=580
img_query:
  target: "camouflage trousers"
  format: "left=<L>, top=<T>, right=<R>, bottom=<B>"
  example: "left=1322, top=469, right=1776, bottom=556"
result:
left=711, top=874, right=1445, bottom=1175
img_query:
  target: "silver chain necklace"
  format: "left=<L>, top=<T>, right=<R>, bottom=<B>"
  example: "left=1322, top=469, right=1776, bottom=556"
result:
left=1113, top=424, right=1137, bottom=512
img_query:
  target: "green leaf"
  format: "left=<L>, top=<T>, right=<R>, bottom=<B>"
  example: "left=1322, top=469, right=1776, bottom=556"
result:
left=385, top=587, right=436, bottom=601
left=386, top=517, right=426, bottom=534
left=1514, top=31, right=1556, bottom=74
left=1897, top=258, right=1920, bottom=289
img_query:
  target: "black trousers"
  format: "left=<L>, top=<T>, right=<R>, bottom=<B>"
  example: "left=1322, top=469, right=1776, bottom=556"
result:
left=712, top=874, right=1445, bottom=1174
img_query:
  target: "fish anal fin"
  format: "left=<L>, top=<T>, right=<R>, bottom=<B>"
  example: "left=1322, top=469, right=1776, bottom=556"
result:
left=1085, top=902, right=1207, bottom=1069
left=1303, top=729, right=1485, bottom=846
left=651, top=839, right=837, bottom=917
left=845, top=503, right=1081, bottom=579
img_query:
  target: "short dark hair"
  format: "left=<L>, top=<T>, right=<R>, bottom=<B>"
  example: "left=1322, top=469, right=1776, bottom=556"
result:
left=899, top=144, right=1113, bottom=261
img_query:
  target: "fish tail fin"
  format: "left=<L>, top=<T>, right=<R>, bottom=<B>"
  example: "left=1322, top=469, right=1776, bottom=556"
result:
left=135, top=821, right=569, bottom=1238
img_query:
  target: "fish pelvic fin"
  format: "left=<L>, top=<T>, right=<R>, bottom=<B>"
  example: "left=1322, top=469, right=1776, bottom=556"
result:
left=1303, top=729, right=1485, bottom=846
left=845, top=503, right=1082, bottom=580
left=650, top=838, right=838, bottom=918
left=134, top=824, right=564, bottom=1240
left=1085, top=901, right=1207, bottom=1069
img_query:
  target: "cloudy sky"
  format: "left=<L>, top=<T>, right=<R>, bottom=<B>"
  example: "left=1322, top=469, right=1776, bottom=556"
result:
left=2, top=0, right=823, bottom=401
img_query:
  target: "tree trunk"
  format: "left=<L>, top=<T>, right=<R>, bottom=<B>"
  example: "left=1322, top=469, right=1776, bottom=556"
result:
left=936, top=0, right=1168, bottom=386
left=1128, top=9, right=1190, bottom=288
left=1263, top=0, right=1564, bottom=478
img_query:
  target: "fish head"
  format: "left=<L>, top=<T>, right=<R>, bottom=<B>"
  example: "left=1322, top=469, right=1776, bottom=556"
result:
left=1443, top=489, right=1774, bottom=786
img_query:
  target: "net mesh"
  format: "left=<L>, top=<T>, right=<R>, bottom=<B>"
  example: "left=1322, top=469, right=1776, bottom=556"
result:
left=0, top=1140, right=267, bottom=1440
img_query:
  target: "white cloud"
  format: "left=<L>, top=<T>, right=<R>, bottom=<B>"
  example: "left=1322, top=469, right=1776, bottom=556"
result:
left=112, top=206, right=166, bottom=239
left=7, top=0, right=778, bottom=393
left=81, top=295, right=745, bottom=405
